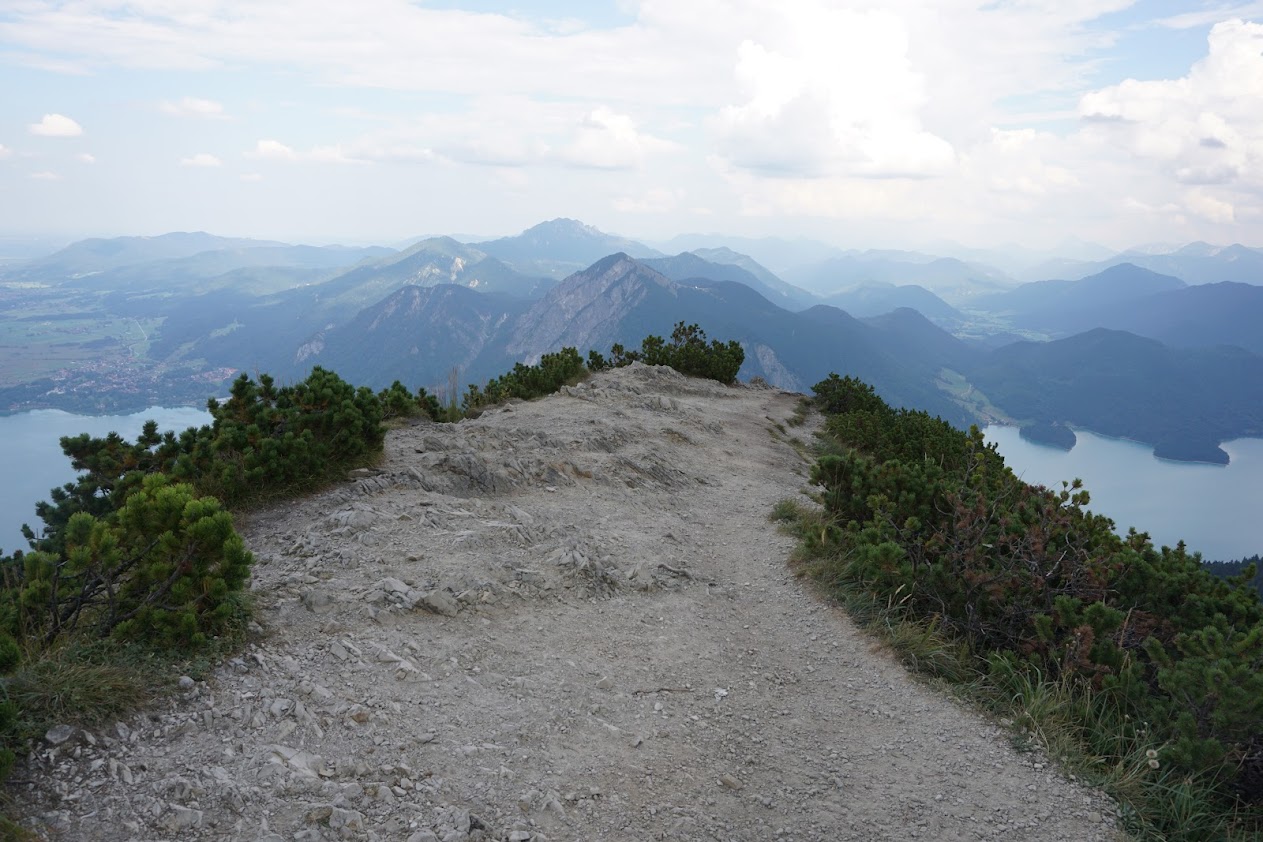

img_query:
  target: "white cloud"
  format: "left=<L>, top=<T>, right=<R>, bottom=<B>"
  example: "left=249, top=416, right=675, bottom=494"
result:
left=555, top=107, right=673, bottom=170
left=29, top=171, right=60, bottom=180
left=0, top=145, right=11, bottom=160
left=180, top=153, right=222, bottom=167
left=77, top=153, right=96, bottom=164
left=0, top=0, right=1258, bottom=248
left=29, top=113, right=82, bottom=137
left=1078, top=20, right=1263, bottom=198
left=160, top=97, right=227, bottom=119
left=249, top=139, right=297, bottom=160
left=314, top=98, right=668, bottom=171
left=240, top=172, right=263, bottom=182
left=1186, top=189, right=1236, bottom=224
left=0, top=2, right=703, bottom=103
left=714, top=9, right=955, bottom=179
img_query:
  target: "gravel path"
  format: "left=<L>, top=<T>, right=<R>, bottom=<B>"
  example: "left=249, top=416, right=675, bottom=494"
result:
left=17, top=364, right=1120, bottom=841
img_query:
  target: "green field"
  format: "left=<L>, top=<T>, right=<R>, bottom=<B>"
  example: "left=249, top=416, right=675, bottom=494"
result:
left=0, top=295, right=160, bottom=386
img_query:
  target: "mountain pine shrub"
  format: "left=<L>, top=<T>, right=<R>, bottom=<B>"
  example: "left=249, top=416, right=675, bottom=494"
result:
left=609, top=323, right=745, bottom=384
left=801, top=372, right=1263, bottom=833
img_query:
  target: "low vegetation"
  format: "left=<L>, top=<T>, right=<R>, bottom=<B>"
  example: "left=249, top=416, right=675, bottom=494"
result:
left=1205, top=556, right=1263, bottom=600
left=0, top=324, right=744, bottom=810
left=783, top=373, right=1263, bottom=840
left=588, top=322, right=745, bottom=386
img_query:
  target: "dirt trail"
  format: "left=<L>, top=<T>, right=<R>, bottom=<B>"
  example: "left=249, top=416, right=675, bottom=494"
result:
left=18, top=364, right=1119, bottom=841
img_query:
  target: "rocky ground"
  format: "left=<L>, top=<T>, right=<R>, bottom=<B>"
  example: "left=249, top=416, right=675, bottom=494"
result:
left=14, top=364, right=1121, bottom=841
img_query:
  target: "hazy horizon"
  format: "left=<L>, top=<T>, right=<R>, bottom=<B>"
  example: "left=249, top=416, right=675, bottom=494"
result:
left=2, top=222, right=1259, bottom=273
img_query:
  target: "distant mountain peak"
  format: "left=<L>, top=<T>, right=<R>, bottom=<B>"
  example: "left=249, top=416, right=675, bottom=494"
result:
left=582, top=251, right=637, bottom=275
left=524, top=218, right=603, bottom=236
left=560, top=253, right=676, bottom=293
left=1087, top=263, right=1186, bottom=288
left=475, top=222, right=661, bottom=278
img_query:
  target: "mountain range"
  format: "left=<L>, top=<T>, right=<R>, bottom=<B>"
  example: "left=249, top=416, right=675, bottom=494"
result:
left=1020, top=242, right=1263, bottom=285
left=963, top=263, right=1263, bottom=355
left=2, top=219, right=1262, bottom=463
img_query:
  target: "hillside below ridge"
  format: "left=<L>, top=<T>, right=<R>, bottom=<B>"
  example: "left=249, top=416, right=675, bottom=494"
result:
left=20, top=364, right=1117, bottom=841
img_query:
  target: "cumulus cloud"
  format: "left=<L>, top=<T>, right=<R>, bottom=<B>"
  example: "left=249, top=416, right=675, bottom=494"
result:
left=29, top=171, right=60, bottom=180
left=0, top=0, right=1256, bottom=246
left=180, top=153, right=222, bottom=167
left=1185, top=189, right=1236, bottom=224
left=29, top=113, right=82, bottom=137
left=77, top=153, right=96, bottom=163
left=555, top=107, right=673, bottom=170
left=1079, top=20, right=1263, bottom=190
left=714, top=8, right=954, bottom=179
left=248, top=139, right=297, bottom=160
left=160, top=97, right=226, bottom=118
left=0, top=144, right=11, bottom=160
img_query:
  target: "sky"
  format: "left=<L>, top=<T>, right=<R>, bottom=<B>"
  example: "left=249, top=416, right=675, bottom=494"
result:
left=2, top=0, right=1263, bottom=251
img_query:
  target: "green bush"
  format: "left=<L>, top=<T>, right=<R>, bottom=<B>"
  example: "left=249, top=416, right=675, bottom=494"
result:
left=462, top=347, right=587, bottom=413
left=802, top=371, right=1263, bottom=829
left=0, top=365, right=387, bottom=798
left=609, top=322, right=745, bottom=384
left=2, top=474, right=252, bottom=651
left=165, top=367, right=383, bottom=506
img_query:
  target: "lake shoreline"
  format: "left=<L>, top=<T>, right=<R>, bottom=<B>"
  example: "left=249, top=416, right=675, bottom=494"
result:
left=0, top=406, right=215, bottom=555
left=987, top=422, right=1253, bottom=467
left=984, top=425, right=1263, bottom=563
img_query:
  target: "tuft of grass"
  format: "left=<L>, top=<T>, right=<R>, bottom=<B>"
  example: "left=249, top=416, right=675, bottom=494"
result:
left=876, top=613, right=974, bottom=683
left=0, top=814, right=36, bottom=841
left=769, top=498, right=805, bottom=523
left=6, top=642, right=164, bottom=731
left=787, top=397, right=811, bottom=427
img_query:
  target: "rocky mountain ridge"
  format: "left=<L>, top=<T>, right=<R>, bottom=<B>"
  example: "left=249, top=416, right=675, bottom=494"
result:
left=14, top=365, right=1117, bottom=841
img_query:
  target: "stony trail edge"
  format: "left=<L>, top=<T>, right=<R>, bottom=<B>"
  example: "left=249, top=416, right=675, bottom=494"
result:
left=19, top=363, right=1120, bottom=841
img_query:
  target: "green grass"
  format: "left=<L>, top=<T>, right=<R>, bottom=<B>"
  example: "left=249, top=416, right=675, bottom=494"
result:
left=934, top=367, right=1012, bottom=425
left=6, top=588, right=254, bottom=736
left=6, top=644, right=164, bottom=731
left=788, top=397, right=811, bottom=427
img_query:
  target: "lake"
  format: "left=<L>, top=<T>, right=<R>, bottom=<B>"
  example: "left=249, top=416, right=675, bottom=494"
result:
left=1, top=406, right=212, bottom=555
left=3, top=411, right=1258, bottom=564
left=984, top=426, right=1263, bottom=562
